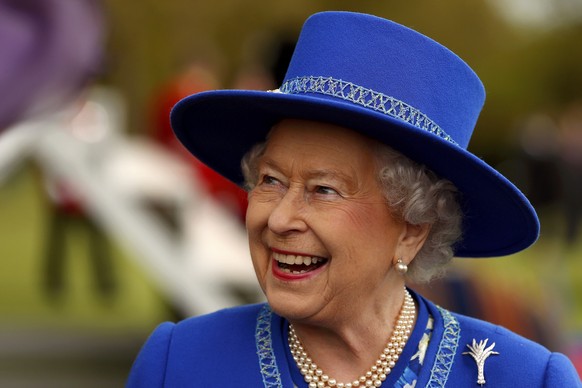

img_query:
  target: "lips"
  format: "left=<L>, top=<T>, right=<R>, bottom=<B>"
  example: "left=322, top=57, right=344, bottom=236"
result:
left=272, top=251, right=328, bottom=275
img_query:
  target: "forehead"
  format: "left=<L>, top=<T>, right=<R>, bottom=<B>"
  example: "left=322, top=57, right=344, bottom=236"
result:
left=263, top=119, right=379, bottom=171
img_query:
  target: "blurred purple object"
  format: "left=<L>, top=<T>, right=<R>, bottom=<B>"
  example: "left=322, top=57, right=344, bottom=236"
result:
left=0, top=0, right=104, bottom=131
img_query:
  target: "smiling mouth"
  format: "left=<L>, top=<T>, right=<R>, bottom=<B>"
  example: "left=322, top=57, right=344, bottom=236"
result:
left=273, top=252, right=328, bottom=274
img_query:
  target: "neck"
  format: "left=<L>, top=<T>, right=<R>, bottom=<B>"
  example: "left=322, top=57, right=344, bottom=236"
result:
left=288, top=287, right=415, bottom=384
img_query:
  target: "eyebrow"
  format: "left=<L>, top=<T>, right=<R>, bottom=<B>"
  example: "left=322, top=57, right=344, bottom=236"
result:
left=306, top=169, right=354, bottom=183
left=261, top=158, right=356, bottom=185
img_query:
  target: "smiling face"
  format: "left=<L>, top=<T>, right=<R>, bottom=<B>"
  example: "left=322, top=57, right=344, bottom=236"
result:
left=246, top=119, right=418, bottom=324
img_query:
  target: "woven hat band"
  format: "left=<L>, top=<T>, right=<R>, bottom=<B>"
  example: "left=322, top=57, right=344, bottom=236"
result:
left=276, top=75, right=457, bottom=146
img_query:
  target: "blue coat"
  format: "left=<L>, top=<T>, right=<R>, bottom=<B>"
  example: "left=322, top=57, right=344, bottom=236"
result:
left=127, top=290, right=581, bottom=387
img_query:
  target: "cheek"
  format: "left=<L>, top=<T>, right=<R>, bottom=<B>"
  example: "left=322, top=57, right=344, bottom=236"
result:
left=248, top=238, right=268, bottom=288
left=323, top=203, right=401, bottom=258
left=245, top=195, right=273, bottom=267
left=246, top=218, right=269, bottom=291
left=245, top=193, right=269, bottom=231
left=331, top=201, right=392, bottom=232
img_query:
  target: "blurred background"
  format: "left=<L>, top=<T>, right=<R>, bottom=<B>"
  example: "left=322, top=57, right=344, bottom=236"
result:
left=1, top=0, right=581, bottom=386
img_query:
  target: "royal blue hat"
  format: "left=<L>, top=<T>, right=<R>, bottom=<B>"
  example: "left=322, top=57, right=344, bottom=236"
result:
left=171, top=11, right=539, bottom=258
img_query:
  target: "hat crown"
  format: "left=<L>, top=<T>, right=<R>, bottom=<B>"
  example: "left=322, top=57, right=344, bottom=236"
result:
left=283, top=11, right=485, bottom=149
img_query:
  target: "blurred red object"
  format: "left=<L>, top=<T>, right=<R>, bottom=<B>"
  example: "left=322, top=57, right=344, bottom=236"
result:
left=150, top=63, right=248, bottom=221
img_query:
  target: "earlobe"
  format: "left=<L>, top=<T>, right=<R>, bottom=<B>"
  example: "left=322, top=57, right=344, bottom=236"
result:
left=394, top=258, right=408, bottom=275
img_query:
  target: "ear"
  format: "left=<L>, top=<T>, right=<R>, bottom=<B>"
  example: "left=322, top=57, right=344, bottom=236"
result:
left=396, top=222, right=431, bottom=265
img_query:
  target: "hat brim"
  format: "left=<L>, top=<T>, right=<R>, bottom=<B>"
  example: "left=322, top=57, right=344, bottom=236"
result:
left=171, top=90, right=539, bottom=258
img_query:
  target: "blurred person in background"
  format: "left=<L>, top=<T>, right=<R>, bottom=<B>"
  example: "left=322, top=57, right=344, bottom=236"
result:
left=150, top=61, right=248, bottom=223
left=128, top=11, right=581, bottom=387
left=40, top=95, right=116, bottom=301
left=557, top=102, right=582, bottom=246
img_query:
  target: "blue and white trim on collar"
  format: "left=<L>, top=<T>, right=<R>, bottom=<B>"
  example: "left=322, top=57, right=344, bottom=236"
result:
left=256, top=304, right=283, bottom=387
left=426, top=306, right=461, bottom=387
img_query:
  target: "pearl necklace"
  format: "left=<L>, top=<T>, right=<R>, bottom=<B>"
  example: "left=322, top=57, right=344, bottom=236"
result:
left=288, top=289, right=415, bottom=388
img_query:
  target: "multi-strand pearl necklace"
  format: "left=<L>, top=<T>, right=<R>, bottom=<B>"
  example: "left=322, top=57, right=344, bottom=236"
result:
left=288, top=289, right=415, bottom=388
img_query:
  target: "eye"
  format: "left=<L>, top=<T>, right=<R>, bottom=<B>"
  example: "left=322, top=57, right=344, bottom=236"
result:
left=315, top=185, right=339, bottom=196
left=260, top=175, right=282, bottom=186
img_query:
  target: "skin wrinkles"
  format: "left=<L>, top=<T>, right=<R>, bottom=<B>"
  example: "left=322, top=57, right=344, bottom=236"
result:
left=257, top=152, right=387, bottom=210
left=245, top=119, right=429, bottom=381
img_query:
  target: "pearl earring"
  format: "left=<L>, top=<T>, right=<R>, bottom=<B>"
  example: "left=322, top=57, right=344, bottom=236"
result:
left=395, top=258, right=408, bottom=275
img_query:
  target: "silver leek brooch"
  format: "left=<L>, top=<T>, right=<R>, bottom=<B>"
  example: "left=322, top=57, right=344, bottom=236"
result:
left=463, top=339, right=499, bottom=386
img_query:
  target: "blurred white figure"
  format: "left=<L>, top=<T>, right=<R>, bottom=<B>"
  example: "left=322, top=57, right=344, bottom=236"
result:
left=32, top=86, right=259, bottom=314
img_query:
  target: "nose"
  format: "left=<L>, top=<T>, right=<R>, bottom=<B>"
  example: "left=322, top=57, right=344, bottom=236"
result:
left=267, top=187, right=308, bottom=235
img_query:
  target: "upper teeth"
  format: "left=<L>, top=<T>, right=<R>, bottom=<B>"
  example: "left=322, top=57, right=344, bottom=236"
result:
left=273, top=252, right=324, bottom=266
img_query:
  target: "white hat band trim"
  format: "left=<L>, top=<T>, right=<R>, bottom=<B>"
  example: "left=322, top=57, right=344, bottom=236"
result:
left=274, top=75, right=457, bottom=146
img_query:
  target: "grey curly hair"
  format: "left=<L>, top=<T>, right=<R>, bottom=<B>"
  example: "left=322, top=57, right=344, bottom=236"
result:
left=372, top=143, right=462, bottom=283
left=241, top=138, right=463, bottom=284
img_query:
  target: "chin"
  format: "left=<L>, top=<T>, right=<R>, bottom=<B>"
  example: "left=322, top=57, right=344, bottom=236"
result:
left=265, top=289, right=313, bottom=322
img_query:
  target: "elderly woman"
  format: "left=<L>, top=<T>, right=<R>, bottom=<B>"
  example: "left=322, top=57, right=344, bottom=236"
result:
left=127, top=11, right=581, bottom=387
